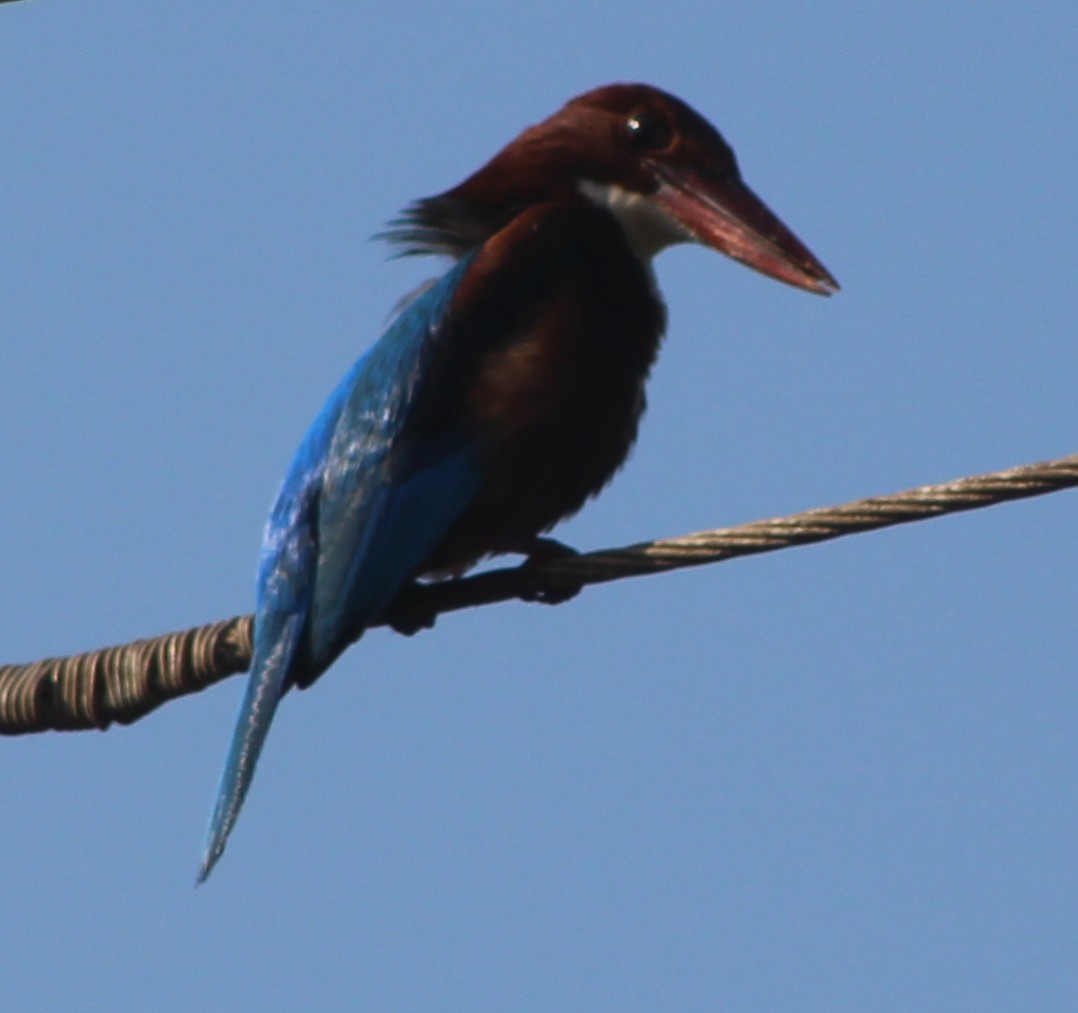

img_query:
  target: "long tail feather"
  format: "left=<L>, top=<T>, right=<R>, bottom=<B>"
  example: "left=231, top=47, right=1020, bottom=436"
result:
left=197, top=613, right=304, bottom=883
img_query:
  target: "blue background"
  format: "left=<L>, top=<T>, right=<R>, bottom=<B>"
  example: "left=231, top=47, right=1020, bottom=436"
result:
left=2, top=3, right=1076, bottom=1010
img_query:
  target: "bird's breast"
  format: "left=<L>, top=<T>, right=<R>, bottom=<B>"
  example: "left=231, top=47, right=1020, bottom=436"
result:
left=419, top=199, right=667, bottom=571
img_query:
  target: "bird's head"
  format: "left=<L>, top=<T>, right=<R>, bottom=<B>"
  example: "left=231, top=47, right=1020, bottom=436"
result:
left=386, top=83, right=838, bottom=295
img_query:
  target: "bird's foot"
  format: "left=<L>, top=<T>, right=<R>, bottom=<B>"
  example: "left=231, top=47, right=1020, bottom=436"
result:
left=516, top=537, right=583, bottom=606
left=381, top=583, right=438, bottom=636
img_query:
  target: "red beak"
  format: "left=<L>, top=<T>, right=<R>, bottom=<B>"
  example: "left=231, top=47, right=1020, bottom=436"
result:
left=651, top=165, right=839, bottom=295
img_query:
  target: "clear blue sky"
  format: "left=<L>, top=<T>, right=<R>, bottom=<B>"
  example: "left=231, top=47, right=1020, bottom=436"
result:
left=2, top=3, right=1076, bottom=1010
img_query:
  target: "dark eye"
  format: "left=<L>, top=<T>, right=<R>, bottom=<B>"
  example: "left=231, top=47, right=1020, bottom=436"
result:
left=625, top=112, right=673, bottom=151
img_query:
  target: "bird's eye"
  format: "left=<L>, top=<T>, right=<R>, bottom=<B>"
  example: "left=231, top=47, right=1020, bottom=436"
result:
left=625, top=112, right=673, bottom=151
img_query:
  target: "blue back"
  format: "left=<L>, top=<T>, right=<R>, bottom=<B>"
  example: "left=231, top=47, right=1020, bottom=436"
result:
left=199, top=257, right=483, bottom=880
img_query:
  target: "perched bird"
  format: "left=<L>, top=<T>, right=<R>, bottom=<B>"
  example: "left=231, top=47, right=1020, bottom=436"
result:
left=199, top=83, right=838, bottom=880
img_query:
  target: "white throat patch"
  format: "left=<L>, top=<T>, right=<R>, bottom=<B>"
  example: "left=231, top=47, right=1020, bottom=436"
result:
left=578, top=179, right=693, bottom=262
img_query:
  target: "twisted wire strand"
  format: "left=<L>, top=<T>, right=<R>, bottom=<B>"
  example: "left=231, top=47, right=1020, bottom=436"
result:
left=2, top=453, right=1075, bottom=735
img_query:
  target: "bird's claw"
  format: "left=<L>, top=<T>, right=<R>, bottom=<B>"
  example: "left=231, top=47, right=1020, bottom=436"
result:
left=381, top=586, right=438, bottom=636
left=516, top=538, right=583, bottom=606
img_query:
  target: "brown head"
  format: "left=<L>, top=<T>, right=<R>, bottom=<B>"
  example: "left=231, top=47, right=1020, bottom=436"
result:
left=386, top=83, right=838, bottom=295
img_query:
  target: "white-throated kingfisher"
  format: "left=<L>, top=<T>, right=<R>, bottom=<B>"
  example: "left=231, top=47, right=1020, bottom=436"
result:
left=199, top=83, right=838, bottom=880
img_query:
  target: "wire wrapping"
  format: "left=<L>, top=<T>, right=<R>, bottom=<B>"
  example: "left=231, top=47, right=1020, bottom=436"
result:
left=2, top=453, right=1075, bottom=735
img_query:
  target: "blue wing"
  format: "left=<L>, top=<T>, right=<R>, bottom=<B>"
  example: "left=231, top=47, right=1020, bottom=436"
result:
left=199, top=258, right=482, bottom=881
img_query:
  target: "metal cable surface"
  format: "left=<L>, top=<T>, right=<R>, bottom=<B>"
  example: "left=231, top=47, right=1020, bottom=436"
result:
left=2, top=453, right=1075, bottom=734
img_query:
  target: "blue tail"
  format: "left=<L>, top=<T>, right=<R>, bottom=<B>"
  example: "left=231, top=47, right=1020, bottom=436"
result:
left=197, top=610, right=305, bottom=882
left=198, top=475, right=321, bottom=883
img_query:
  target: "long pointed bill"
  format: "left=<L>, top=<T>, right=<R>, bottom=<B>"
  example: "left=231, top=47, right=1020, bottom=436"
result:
left=651, top=165, right=839, bottom=295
